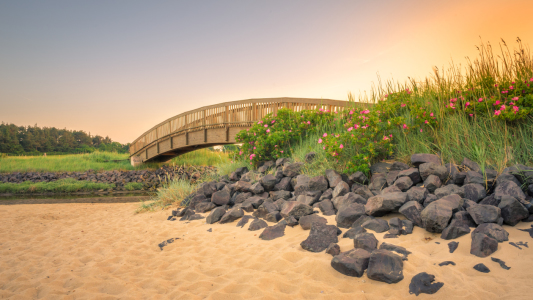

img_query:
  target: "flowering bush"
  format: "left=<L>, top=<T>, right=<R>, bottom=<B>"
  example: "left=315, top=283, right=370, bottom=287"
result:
left=446, top=77, right=533, bottom=121
left=235, top=108, right=335, bottom=166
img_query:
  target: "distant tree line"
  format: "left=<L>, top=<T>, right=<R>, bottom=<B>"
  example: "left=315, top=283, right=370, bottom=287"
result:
left=0, top=122, right=129, bottom=155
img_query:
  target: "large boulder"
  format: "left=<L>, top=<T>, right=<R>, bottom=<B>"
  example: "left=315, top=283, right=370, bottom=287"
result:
left=386, top=170, right=400, bottom=186
left=398, top=168, right=422, bottom=184
left=464, top=171, right=484, bottom=185
left=462, top=157, right=481, bottom=173
left=259, top=222, right=287, bottom=240
left=300, top=223, right=339, bottom=252
left=269, top=190, right=292, bottom=201
left=206, top=207, right=226, bottom=224
left=381, top=185, right=402, bottom=195
left=361, top=218, right=390, bottom=233
left=349, top=171, right=369, bottom=185
left=282, top=162, right=303, bottom=177
left=234, top=181, right=252, bottom=193
left=423, top=175, right=441, bottom=193
left=494, top=180, right=527, bottom=202
left=219, top=208, right=244, bottom=224
left=250, top=182, right=265, bottom=194
left=394, top=176, right=413, bottom=191
left=308, top=176, right=329, bottom=192
left=466, top=204, right=501, bottom=225
left=332, top=181, right=350, bottom=198
left=353, top=185, right=374, bottom=200
left=353, top=232, right=378, bottom=252
left=498, top=196, right=529, bottom=226
left=260, top=174, right=277, bottom=191
left=367, top=250, right=404, bottom=284
left=331, top=249, right=371, bottom=277
left=434, top=184, right=464, bottom=199
left=280, top=202, right=313, bottom=219
left=336, top=203, right=366, bottom=228
left=293, top=175, right=311, bottom=196
left=364, top=192, right=408, bottom=217
left=318, top=200, right=336, bottom=216
left=399, top=201, right=423, bottom=227
left=273, top=177, right=292, bottom=192
left=440, top=219, right=470, bottom=240
left=470, top=233, right=498, bottom=257
left=325, top=169, right=344, bottom=188
left=299, top=214, right=327, bottom=230
left=411, top=153, right=441, bottom=166
left=370, top=162, right=392, bottom=174
left=369, top=173, right=388, bottom=192
left=463, top=184, right=487, bottom=202
left=471, top=223, right=509, bottom=242
left=195, top=202, right=216, bottom=213
left=406, top=186, right=428, bottom=204
left=420, top=200, right=454, bottom=233
left=419, top=162, right=448, bottom=182
left=333, top=192, right=366, bottom=211
left=408, top=272, right=444, bottom=296
left=202, top=181, right=218, bottom=197
left=248, top=218, right=268, bottom=231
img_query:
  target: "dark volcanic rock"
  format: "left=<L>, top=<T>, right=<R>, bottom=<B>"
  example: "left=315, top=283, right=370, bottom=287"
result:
left=234, top=180, right=252, bottom=193
left=325, top=169, right=344, bottom=188
left=342, top=226, right=367, bottom=239
left=280, top=202, right=313, bottom=219
left=471, top=223, right=509, bottom=242
left=399, top=201, right=423, bottom=227
left=250, top=182, right=265, bottom=194
left=273, top=177, right=292, bottom=192
left=498, top=196, right=529, bottom=226
left=473, top=263, right=490, bottom=273
left=284, top=215, right=299, bottom=227
left=248, top=218, right=268, bottom=231
left=370, top=162, right=392, bottom=174
left=423, top=175, right=442, bottom=193
left=265, top=212, right=282, bottom=223
left=308, top=176, right=329, bottom=192
left=470, top=233, right=498, bottom=257
left=299, top=214, right=327, bottom=230
left=260, top=174, right=277, bottom=191
left=353, top=185, right=375, bottom=200
left=253, top=200, right=279, bottom=219
left=419, top=162, right=448, bottom=182
left=448, top=241, right=459, bottom=253
left=434, top=184, right=464, bottom=199
left=462, top=157, right=481, bottom=172
left=388, top=217, right=403, bottom=235
left=390, top=161, right=410, bottom=171
left=300, top=223, right=339, bottom=252
left=325, top=243, right=341, bottom=256
left=398, top=168, right=422, bottom=184
left=206, top=207, right=226, bottom=224
left=453, top=211, right=477, bottom=227
left=270, top=190, right=292, bottom=201
left=336, top=203, right=366, bottom=228
left=519, top=225, right=533, bottom=238
left=259, top=222, right=286, bottom=240
left=349, top=171, right=369, bottom=185
left=394, top=176, right=413, bottom=192
left=195, top=202, right=216, bottom=213
left=236, top=215, right=254, bottom=228
left=386, top=170, right=400, bottom=186
left=369, top=173, right=388, bottom=192
left=441, top=219, right=470, bottom=240
left=383, top=233, right=398, bottom=239
left=379, top=242, right=412, bottom=261
left=361, top=218, right=390, bottom=233
left=439, top=261, right=456, bottom=266
left=409, top=272, right=444, bottom=296
left=491, top=257, right=511, bottom=270
left=411, top=153, right=441, bottom=166
left=333, top=192, right=366, bottom=210
left=219, top=208, right=244, bottom=224
left=282, top=162, right=303, bottom=178
left=467, top=204, right=501, bottom=225
left=463, top=183, right=487, bottom=202
left=479, top=194, right=500, bottom=206
left=367, top=250, right=404, bottom=284
left=494, top=180, right=526, bottom=202
left=353, top=232, right=378, bottom=252
left=332, top=181, right=350, bottom=198
left=402, top=220, right=414, bottom=234
left=365, top=192, right=408, bottom=217
left=189, top=194, right=209, bottom=210
left=318, top=200, right=336, bottom=216
left=406, top=186, right=428, bottom=204
left=421, top=200, right=453, bottom=233
left=211, top=189, right=231, bottom=206
left=464, top=170, right=484, bottom=185
left=330, top=248, right=371, bottom=277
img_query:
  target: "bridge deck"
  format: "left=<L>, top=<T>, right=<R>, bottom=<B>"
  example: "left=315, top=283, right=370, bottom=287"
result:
left=129, top=97, right=364, bottom=164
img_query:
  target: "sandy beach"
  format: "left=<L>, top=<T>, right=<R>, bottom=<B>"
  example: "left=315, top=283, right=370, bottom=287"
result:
left=0, top=201, right=531, bottom=300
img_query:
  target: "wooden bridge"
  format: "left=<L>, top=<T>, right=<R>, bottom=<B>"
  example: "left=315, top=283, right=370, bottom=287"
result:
left=129, top=97, right=354, bottom=165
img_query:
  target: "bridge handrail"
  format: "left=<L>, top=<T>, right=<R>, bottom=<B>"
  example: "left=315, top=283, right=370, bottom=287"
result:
left=129, top=97, right=362, bottom=156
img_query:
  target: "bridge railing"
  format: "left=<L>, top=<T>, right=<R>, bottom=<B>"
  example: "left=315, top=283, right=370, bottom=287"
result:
left=129, top=97, right=364, bottom=157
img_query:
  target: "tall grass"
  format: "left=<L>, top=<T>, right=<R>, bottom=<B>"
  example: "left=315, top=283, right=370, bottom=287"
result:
left=0, top=178, right=116, bottom=194
left=0, top=151, right=158, bottom=173
left=169, top=148, right=231, bottom=166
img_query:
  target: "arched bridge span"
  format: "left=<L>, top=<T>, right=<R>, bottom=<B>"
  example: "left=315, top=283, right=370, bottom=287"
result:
left=129, top=97, right=357, bottom=165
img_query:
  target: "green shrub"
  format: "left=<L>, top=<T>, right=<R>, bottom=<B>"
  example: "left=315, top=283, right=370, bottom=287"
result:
left=124, top=182, right=143, bottom=191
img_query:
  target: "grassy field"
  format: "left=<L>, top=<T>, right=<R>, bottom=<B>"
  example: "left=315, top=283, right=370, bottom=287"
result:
left=168, top=148, right=232, bottom=166
left=0, top=178, right=116, bottom=194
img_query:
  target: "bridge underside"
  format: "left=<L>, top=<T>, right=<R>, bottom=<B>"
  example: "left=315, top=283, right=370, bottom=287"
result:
left=130, top=126, right=249, bottom=165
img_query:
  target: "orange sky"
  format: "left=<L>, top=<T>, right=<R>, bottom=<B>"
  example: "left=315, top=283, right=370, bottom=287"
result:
left=1, top=0, right=532, bottom=143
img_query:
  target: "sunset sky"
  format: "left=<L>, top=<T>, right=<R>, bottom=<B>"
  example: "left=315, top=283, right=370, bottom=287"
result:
left=1, top=0, right=532, bottom=144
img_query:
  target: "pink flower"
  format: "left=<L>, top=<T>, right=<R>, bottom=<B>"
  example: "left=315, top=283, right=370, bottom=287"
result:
left=266, top=129, right=270, bottom=133
left=530, top=78, right=533, bottom=82
left=424, top=120, right=428, bottom=124
left=318, top=138, right=323, bottom=144
left=509, top=102, right=514, bottom=105
left=254, top=133, right=256, bottom=136
left=513, top=106, right=519, bottom=113
left=389, top=134, right=392, bottom=138
left=271, top=120, right=275, bottom=124
left=349, top=110, right=354, bottom=115
left=403, top=124, right=407, bottom=129
left=500, top=105, right=506, bottom=111
left=347, top=127, right=353, bottom=132
left=502, top=90, right=508, bottom=94
left=258, top=121, right=263, bottom=124
left=289, top=130, right=292, bottom=132
left=383, top=136, right=389, bottom=141
left=339, top=144, right=344, bottom=149
left=469, top=114, right=473, bottom=117
left=323, top=146, right=326, bottom=150
left=512, top=97, right=519, bottom=101
left=323, top=133, right=327, bottom=137
left=361, top=110, right=370, bottom=114
left=494, top=100, right=500, bottom=105
left=239, top=151, right=243, bottom=155
left=280, top=150, right=284, bottom=153
left=307, top=121, right=310, bottom=125
left=264, top=124, right=268, bottom=127
left=494, top=110, right=501, bottom=116
left=495, top=84, right=498, bottom=87
left=401, top=103, right=406, bottom=107
left=250, top=162, right=252, bottom=165
left=253, top=147, right=256, bottom=150
left=420, top=129, right=423, bottom=132
left=430, top=112, right=434, bottom=117
left=478, top=98, right=483, bottom=102
left=509, top=86, right=514, bottom=90
left=465, top=102, right=470, bottom=107
left=354, top=124, right=360, bottom=129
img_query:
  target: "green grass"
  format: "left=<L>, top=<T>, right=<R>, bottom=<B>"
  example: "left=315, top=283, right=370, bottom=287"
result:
left=0, top=151, right=159, bottom=173
left=0, top=178, right=115, bottom=194
left=169, top=148, right=231, bottom=166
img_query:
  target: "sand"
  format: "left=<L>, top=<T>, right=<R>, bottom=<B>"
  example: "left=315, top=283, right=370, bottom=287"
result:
left=0, top=202, right=532, bottom=300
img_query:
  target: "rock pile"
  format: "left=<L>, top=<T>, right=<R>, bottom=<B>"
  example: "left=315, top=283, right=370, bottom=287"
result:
left=170, top=153, right=533, bottom=287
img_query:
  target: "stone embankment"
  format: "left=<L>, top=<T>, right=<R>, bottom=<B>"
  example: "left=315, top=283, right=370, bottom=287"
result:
left=169, top=153, right=533, bottom=294
left=0, top=165, right=216, bottom=192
